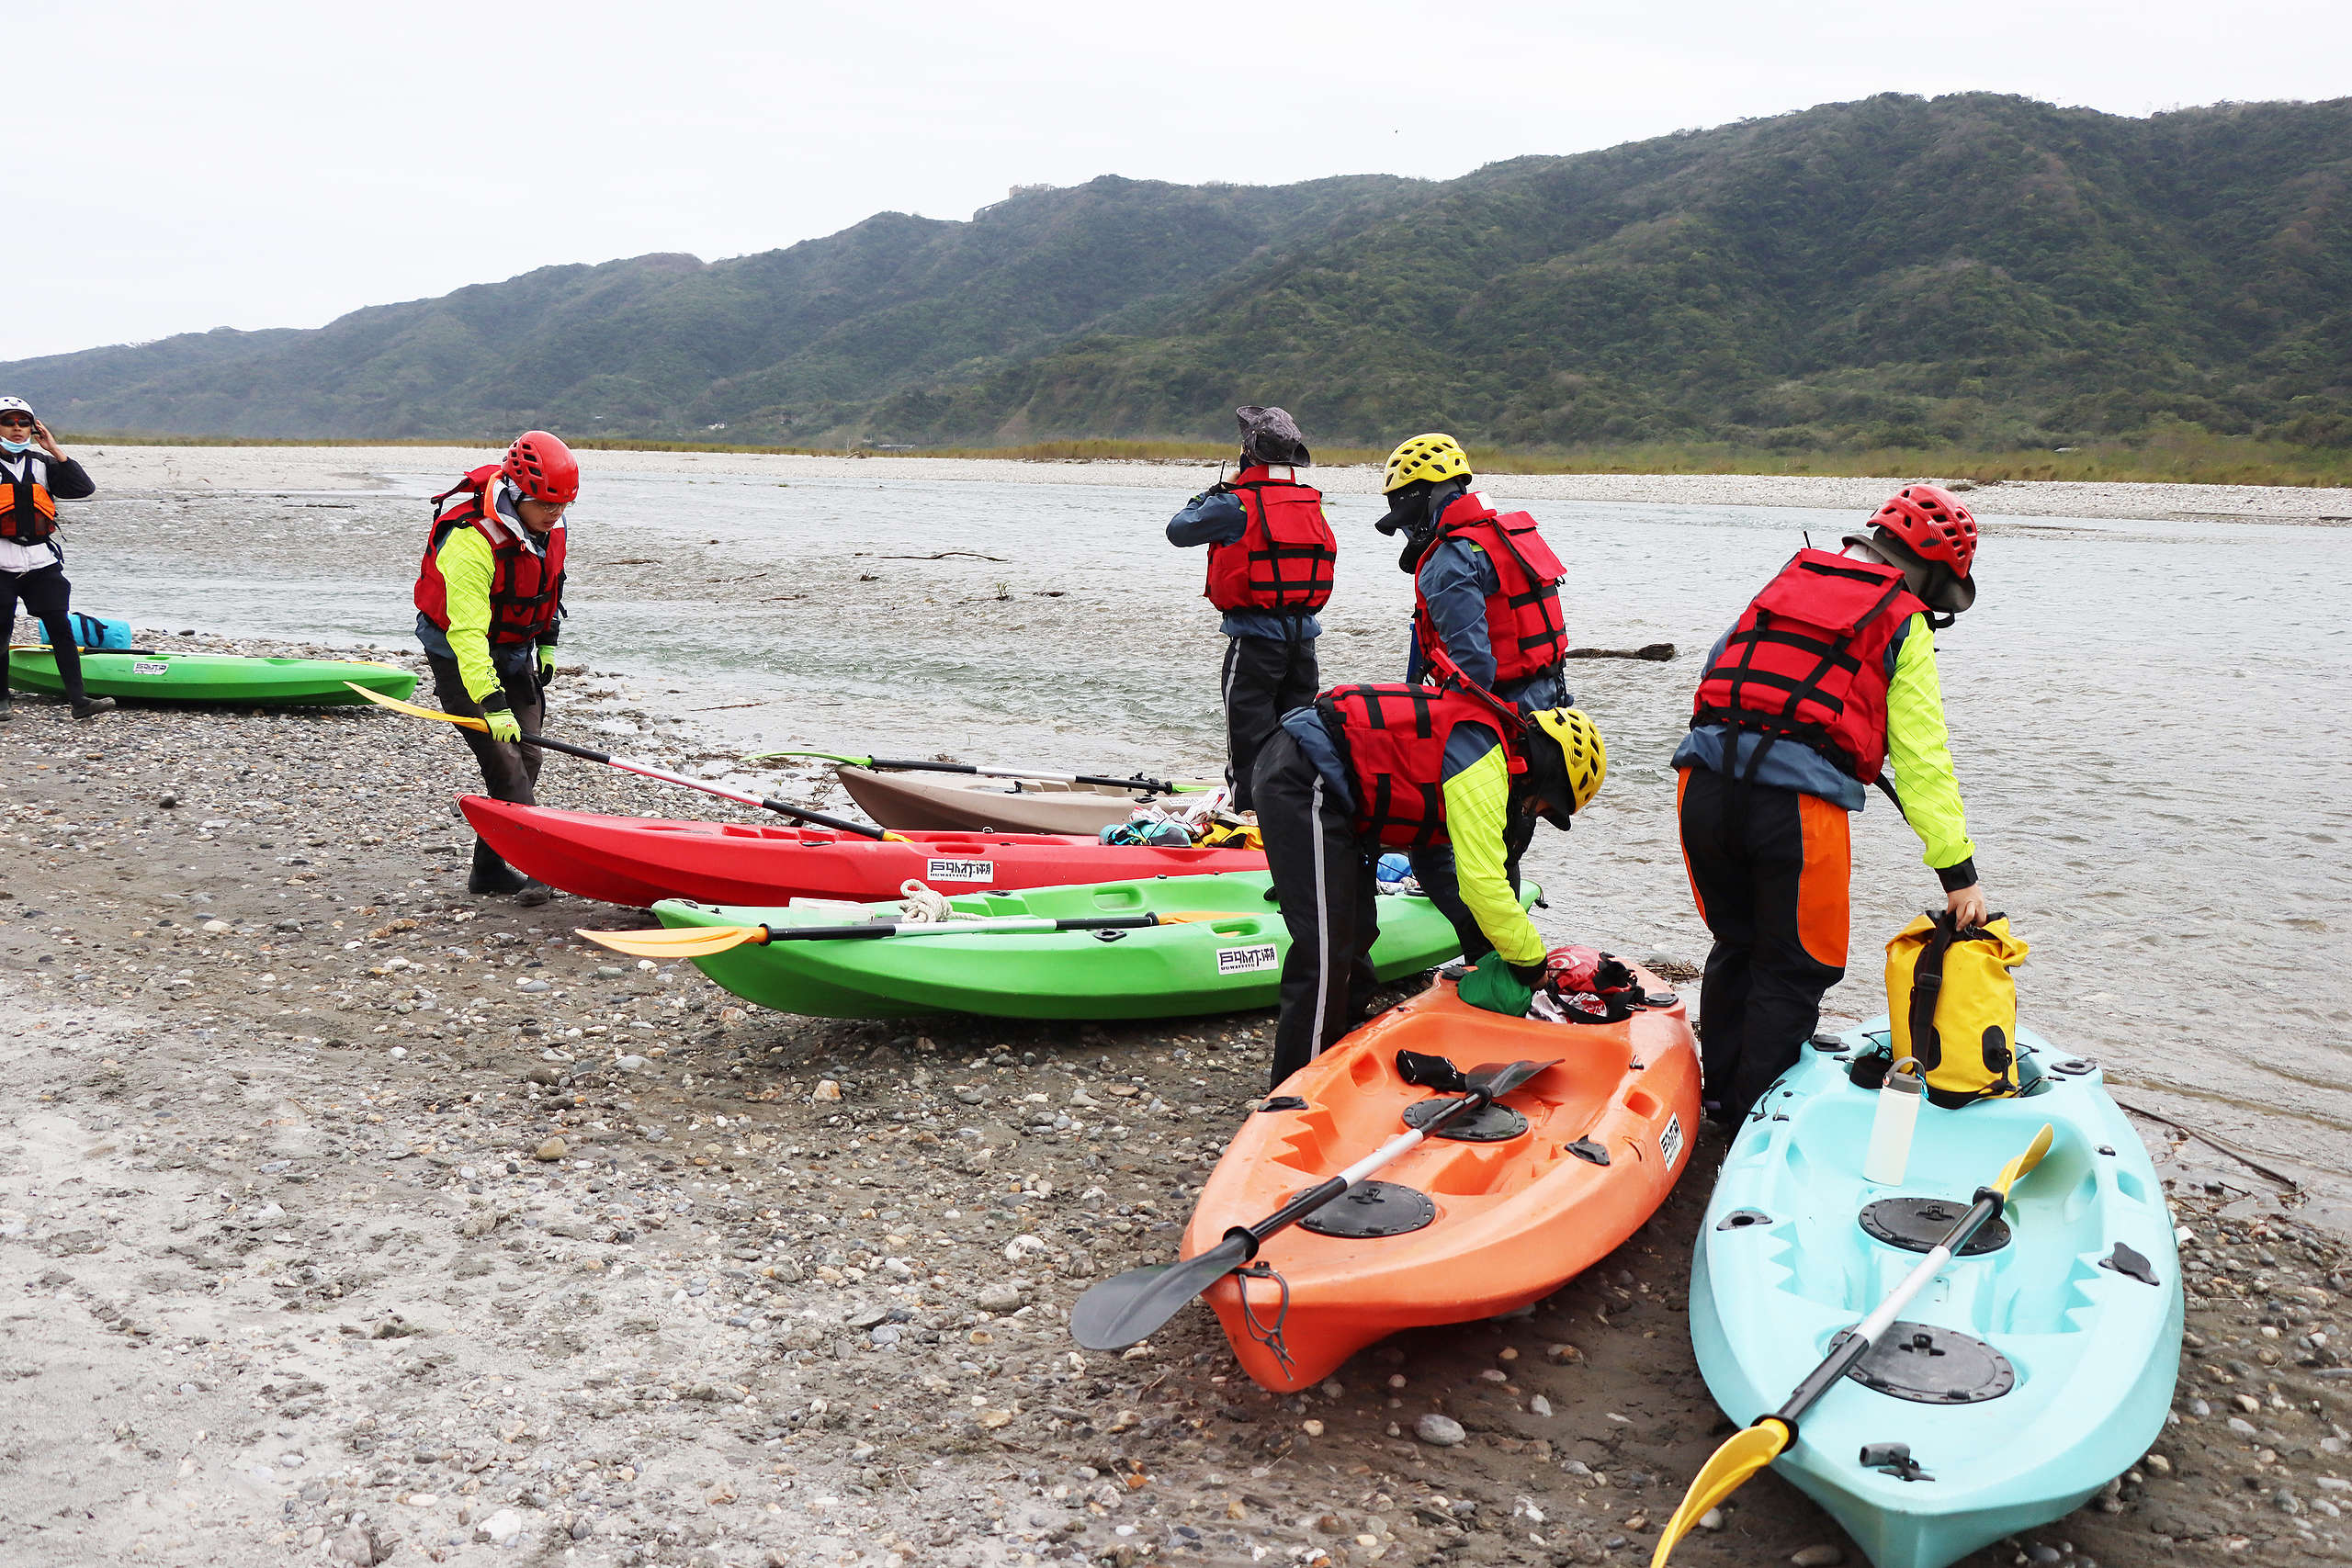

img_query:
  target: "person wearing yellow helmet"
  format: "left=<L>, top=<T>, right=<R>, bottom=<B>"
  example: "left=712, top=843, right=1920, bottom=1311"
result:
left=1374, top=432, right=1576, bottom=960
left=1250, top=681, right=1605, bottom=1089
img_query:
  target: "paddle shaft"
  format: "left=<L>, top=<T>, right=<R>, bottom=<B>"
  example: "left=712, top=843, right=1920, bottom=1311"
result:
left=1771, top=1184, right=2005, bottom=1426
left=866, top=758, right=1184, bottom=795
left=747, top=911, right=1186, bottom=943
left=1222, top=1082, right=1510, bottom=1260
left=754, top=750, right=1188, bottom=794
left=526, top=733, right=891, bottom=841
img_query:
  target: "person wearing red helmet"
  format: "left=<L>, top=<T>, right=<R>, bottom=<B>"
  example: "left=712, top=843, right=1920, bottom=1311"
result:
left=413, top=431, right=580, bottom=902
left=1672, top=483, right=1988, bottom=1125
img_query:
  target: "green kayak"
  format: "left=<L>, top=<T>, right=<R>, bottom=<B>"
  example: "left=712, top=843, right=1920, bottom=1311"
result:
left=651, top=872, right=1534, bottom=1021
left=6, top=649, right=417, bottom=706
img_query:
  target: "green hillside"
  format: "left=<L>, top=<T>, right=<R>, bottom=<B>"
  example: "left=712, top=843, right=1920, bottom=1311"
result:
left=10, top=93, right=2351, bottom=458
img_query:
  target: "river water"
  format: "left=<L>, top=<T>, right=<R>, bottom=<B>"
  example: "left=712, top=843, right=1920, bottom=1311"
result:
left=63, top=466, right=2352, bottom=1192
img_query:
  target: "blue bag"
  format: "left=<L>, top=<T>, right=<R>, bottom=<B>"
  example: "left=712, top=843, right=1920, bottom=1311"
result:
left=65, top=613, right=132, bottom=650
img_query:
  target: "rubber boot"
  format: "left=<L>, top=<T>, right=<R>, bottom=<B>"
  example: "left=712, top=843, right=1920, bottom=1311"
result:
left=0, top=697, right=12, bottom=724
left=468, top=839, right=529, bottom=897
left=71, top=695, right=116, bottom=719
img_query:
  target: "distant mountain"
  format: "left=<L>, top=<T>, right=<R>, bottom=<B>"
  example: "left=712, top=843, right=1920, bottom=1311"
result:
left=11, top=93, right=2350, bottom=453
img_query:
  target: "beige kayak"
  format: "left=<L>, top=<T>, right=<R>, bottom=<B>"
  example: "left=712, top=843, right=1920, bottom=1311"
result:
left=834, top=765, right=1205, bottom=835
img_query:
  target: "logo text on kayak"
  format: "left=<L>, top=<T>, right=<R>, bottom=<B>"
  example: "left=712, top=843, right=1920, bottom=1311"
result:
left=924, top=859, right=996, bottom=883
left=1216, top=943, right=1279, bottom=976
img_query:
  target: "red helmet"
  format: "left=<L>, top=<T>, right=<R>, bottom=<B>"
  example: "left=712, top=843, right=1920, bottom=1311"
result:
left=503, top=430, right=580, bottom=505
left=1869, top=484, right=1977, bottom=578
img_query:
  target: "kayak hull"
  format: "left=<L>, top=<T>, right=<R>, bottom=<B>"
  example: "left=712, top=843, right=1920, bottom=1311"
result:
left=458, top=796, right=1266, bottom=908
left=6, top=649, right=417, bottom=705
left=835, top=764, right=1200, bottom=835
left=1182, top=976, right=1702, bottom=1391
left=1689, top=1022, right=2183, bottom=1568
left=650, top=873, right=1522, bottom=1021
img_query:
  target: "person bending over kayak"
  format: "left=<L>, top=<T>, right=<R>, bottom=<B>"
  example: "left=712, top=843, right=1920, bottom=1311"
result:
left=0, top=397, right=112, bottom=721
left=413, top=430, right=577, bottom=905
left=1165, top=406, right=1335, bottom=811
left=1675, top=484, right=1991, bottom=1125
left=1253, top=682, right=1605, bottom=1089
left=1372, top=432, right=1571, bottom=960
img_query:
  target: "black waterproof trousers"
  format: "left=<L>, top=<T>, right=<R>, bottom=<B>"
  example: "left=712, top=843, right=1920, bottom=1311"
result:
left=1676, top=765, right=1852, bottom=1126
left=428, top=653, right=545, bottom=885
left=1221, top=630, right=1318, bottom=812
left=1252, top=728, right=1380, bottom=1090
left=0, top=564, right=88, bottom=701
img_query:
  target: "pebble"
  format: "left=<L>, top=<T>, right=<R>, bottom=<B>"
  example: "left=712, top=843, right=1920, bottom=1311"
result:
left=1791, top=1548, right=1845, bottom=1567
left=533, top=1137, right=567, bottom=1160
left=811, top=1078, right=841, bottom=1101
left=1529, top=1394, right=1553, bottom=1417
left=1415, top=1414, right=1466, bottom=1447
left=1697, top=1507, right=1724, bottom=1531
left=976, top=1283, right=1026, bottom=1314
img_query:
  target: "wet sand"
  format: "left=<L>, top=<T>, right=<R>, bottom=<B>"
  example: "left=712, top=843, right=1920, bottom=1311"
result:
left=77, top=443, right=2352, bottom=525
left=0, top=630, right=2346, bottom=1568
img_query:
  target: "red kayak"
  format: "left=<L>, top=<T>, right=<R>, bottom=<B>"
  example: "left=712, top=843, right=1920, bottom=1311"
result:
left=458, top=796, right=1268, bottom=908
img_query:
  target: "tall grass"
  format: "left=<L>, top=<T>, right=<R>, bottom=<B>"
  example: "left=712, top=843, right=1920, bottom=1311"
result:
left=57, top=429, right=2352, bottom=487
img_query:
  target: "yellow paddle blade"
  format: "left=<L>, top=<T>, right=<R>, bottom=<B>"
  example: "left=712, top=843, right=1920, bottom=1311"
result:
left=1991, top=1122, right=2057, bottom=1201
left=576, top=925, right=766, bottom=958
left=343, top=682, right=488, bottom=733
left=1650, top=1418, right=1792, bottom=1566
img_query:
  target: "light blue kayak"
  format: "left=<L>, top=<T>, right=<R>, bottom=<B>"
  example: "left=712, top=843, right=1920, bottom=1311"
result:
left=1690, top=1020, right=2182, bottom=1568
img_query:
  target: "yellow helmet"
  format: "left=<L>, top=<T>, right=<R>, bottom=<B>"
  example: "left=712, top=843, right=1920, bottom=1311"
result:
left=1529, top=707, right=1607, bottom=816
left=1382, top=433, right=1472, bottom=493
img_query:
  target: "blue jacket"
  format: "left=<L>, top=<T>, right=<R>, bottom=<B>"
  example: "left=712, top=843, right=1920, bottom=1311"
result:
left=1168, top=488, right=1323, bottom=641
left=1403, top=518, right=1566, bottom=712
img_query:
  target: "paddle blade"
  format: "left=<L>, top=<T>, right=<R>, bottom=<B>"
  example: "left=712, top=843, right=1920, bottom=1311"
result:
left=1070, top=1231, right=1253, bottom=1351
left=1992, top=1123, right=2057, bottom=1201
left=575, top=924, right=766, bottom=959
left=1649, top=1418, right=1792, bottom=1566
left=344, top=682, right=489, bottom=733
left=1464, top=1058, right=1558, bottom=1098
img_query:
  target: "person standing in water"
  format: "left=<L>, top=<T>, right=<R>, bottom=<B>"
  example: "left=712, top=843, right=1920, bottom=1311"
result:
left=0, top=398, right=112, bottom=720
left=1372, top=432, right=1571, bottom=959
left=1165, top=406, right=1335, bottom=811
left=413, top=431, right=577, bottom=904
left=1675, top=484, right=1990, bottom=1125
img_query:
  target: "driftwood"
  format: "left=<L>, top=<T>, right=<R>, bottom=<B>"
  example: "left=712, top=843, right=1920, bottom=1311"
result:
left=1564, top=642, right=1677, bottom=661
left=876, top=550, right=1008, bottom=562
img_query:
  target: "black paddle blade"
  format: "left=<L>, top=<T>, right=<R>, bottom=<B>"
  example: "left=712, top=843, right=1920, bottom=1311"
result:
left=1464, top=1059, right=1558, bottom=1098
left=1069, top=1230, right=1254, bottom=1351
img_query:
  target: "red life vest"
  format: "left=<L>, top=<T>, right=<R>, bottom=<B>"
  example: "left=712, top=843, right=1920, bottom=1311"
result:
left=0, top=454, right=60, bottom=544
left=1412, top=491, right=1567, bottom=688
left=413, top=466, right=568, bottom=646
left=1314, top=682, right=1523, bottom=849
left=1204, top=466, right=1337, bottom=614
left=1689, top=548, right=1926, bottom=784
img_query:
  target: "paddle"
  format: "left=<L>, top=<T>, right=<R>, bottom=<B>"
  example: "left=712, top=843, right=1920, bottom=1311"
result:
left=345, top=684, right=907, bottom=842
left=745, top=749, right=1207, bottom=796
left=1648, top=1122, right=2058, bottom=1566
left=1069, top=1053, right=1558, bottom=1353
left=579, top=908, right=1230, bottom=959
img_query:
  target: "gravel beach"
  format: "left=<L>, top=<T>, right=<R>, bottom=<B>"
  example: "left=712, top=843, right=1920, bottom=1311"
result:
left=1, top=625, right=2347, bottom=1568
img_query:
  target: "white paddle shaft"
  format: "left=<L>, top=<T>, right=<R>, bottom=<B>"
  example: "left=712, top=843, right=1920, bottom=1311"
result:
left=1852, top=1239, right=1957, bottom=1345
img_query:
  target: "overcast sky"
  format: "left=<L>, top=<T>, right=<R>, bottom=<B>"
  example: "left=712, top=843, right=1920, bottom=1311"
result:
left=19, top=0, right=2348, bottom=361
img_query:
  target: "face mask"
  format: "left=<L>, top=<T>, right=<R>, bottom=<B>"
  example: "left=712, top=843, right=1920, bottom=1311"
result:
left=0, top=438, right=29, bottom=455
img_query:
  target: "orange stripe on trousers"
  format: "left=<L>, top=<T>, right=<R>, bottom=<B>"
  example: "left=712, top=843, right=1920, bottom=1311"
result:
left=1795, top=790, right=1851, bottom=969
left=1674, top=768, right=1706, bottom=922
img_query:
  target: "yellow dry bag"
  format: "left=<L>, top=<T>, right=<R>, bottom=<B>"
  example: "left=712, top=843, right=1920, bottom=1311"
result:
left=1884, top=911, right=2030, bottom=1108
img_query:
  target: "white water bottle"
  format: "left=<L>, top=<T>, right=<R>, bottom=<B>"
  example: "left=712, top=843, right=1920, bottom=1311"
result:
left=1863, top=1056, right=1925, bottom=1186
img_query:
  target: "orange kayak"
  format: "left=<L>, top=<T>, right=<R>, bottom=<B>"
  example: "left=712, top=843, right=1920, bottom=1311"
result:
left=1179, top=973, right=1702, bottom=1392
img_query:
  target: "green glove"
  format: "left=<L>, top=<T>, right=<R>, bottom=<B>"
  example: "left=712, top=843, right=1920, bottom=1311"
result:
left=1455, top=950, right=1540, bottom=1018
left=481, top=694, right=523, bottom=745
left=537, top=646, right=558, bottom=691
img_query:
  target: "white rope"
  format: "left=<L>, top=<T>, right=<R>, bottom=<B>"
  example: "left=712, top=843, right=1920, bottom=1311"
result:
left=896, top=879, right=976, bottom=923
